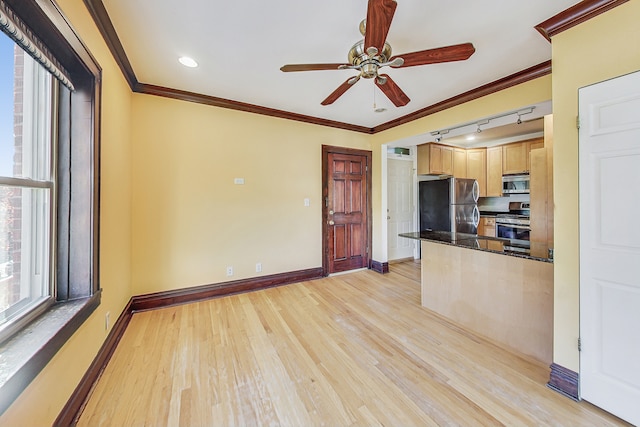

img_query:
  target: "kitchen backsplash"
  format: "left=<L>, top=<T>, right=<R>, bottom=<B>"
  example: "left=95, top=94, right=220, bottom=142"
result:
left=478, top=194, right=530, bottom=212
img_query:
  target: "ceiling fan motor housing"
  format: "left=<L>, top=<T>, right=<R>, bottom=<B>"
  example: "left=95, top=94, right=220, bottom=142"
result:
left=348, top=40, right=392, bottom=79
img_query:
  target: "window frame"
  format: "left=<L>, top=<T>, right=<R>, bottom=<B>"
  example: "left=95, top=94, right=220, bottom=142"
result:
left=0, top=0, right=102, bottom=414
left=0, top=50, right=57, bottom=342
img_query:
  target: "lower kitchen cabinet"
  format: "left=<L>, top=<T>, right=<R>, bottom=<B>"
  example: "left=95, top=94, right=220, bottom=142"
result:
left=479, top=216, right=496, bottom=237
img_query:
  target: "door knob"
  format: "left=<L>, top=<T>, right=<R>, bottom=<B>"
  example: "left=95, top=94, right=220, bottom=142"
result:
left=329, top=220, right=335, bottom=225
left=329, top=210, right=334, bottom=215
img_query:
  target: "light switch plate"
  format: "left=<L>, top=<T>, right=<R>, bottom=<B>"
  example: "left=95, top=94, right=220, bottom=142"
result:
left=234, top=178, right=245, bottom=185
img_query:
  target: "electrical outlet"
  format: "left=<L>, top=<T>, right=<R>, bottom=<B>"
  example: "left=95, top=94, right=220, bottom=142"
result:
left=226, top=266, right=233, bottom=276
left=304, top=198, right=310, bottom=207
left=256, top=262, right=262, bottom=273
left=105, top=311, right=110, bottom=330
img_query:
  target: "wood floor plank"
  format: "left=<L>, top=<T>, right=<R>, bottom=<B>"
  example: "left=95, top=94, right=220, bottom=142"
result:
left=77, top=262, right=630, bottom=426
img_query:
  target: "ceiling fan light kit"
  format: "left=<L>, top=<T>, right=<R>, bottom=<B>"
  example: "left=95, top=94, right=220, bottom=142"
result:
left=280, top=0, right=475, bottom=107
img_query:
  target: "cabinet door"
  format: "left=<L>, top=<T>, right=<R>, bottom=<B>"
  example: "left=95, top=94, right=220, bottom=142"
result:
left=418, top=143, right=453, bottom=175
left=484, top=217, right=496, bottom=237
left=502, top=142, right=528, bottom=174
left=440, top=145, right=453, bottom=175
left=416, top=143, right=431, bottom=175
left=527, top=138, right=544, bottom=172
left=466, top=148, right=486, bottom=197
left=429, top=144, right=444, bottom=174
left=486, top=146, right=503, bottom=197
left=453, top=148, right=467, bottom=178
left=530, top=148, right=548, bottom=243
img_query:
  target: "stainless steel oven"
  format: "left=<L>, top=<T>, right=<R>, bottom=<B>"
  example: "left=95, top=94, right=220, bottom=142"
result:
left=495, top=202, right=530, bottom=244
left=496, top=222, right=530, bottom=242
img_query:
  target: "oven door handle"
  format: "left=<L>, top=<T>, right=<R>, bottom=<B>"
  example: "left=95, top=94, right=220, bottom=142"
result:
left=497, top=223, right=531, bottom=230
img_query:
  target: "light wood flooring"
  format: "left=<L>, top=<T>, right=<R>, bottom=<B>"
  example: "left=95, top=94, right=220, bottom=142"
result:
left=78, top=261, right=628, bottom=426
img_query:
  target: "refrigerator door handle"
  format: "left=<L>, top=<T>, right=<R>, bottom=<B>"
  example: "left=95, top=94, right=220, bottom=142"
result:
left=472, top=180, right=480, bottom=202
left=473, top=205, right=480, bottom=228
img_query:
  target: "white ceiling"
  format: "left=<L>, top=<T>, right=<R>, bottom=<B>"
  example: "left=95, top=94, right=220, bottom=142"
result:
left=101, top=0, right=576, bottom=129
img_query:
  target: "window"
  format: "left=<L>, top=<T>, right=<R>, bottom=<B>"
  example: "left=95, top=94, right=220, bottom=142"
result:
left=0, top=0, right=102, bottom=414
left=0, top=35, right=56, bottom=342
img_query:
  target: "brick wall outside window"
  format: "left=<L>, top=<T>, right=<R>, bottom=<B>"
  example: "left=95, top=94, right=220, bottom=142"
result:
left=0, top=46, right=24, bottom=312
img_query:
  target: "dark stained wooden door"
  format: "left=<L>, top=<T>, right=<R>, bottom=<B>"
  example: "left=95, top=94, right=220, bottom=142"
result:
left=323, top=147, right=371, bottom=274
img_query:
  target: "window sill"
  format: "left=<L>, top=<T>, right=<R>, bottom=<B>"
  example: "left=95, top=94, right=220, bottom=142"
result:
left=0, top=291, right=101, bottom=414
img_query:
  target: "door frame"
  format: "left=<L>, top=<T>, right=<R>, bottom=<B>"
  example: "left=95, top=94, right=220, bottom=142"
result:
left=322, top=145, right=373, bottom=276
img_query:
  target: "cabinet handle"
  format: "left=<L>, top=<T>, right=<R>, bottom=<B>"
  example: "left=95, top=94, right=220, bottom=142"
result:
left=329, top=220, right=335, bottom=226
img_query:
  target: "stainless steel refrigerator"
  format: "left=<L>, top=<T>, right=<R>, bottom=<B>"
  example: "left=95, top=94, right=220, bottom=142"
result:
left=419, top=178, right=480, bottom=234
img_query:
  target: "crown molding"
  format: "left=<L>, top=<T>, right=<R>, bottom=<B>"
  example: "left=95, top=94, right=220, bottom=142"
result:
left=535, top=0, right=629, bottom=41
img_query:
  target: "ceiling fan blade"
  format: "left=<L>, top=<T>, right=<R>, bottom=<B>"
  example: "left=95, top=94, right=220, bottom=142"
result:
left=364, top=0, right=397, bottom=56
left=391, top=43, right=476, bottom=68
left=375, top=74, right=410, bottom=107
left=321, top=76, right=360, bottom=105
left=280, top=63, right=349, bottom=72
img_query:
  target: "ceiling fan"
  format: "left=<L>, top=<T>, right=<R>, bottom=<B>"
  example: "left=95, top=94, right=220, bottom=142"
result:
left=280, top=0, right=476, bottom=107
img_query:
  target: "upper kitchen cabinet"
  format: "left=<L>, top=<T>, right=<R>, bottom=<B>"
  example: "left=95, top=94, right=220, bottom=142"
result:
left=417, top=143, right=453, bottom=175
left=501, top=138, right=544, bottom=174
left=486, top=146, right=503, bottom=197
left=453, top=148, right=467, bottom=178
left=466, top=148, right=487, bottom=197
left=502, top=141, right=528, bottom=174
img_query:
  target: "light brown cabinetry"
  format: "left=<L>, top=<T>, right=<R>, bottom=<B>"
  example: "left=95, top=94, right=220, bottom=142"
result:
left=527, top=138, right=544, bottom=172
left=466, top=148, right=486, bottom=197
left=486, top=146, right=503, bottom=197
left=417, top=143, right=453, bottom=175
left=529, top=116, right=553, bottom=246
left=453, top=148, right=467, bottom=178
left=502, top=141, right=528, bottom=175
left=478, top=216, right=496, bottom=237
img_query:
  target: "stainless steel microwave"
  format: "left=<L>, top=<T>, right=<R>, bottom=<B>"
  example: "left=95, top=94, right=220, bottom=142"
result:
left=502, top=174, right=530, bottom=194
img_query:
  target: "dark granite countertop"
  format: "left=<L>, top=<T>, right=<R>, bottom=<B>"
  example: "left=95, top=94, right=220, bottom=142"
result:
left=399, top=231, right=553, bottom=263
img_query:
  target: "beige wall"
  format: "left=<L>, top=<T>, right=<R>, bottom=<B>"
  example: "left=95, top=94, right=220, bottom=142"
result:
left=130, top=95, right=370, bottom=295
left=551, top=0, right=640, bottom=372
left=0, top=0, right=133, bottom=424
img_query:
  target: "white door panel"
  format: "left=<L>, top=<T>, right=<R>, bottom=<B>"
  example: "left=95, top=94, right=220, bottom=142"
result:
left=579, top=70, right=640, bottom=426
left=387, top=158, right=414, bottom=261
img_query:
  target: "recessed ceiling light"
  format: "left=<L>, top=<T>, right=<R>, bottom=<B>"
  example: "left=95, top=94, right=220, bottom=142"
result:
left=178, top=56, right=198, bottom=68
left=466, top=135, right=476, bottom=141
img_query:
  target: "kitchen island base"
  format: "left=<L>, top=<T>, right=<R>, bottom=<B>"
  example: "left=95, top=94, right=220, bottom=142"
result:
left=421, top=240, right=553, bottom=364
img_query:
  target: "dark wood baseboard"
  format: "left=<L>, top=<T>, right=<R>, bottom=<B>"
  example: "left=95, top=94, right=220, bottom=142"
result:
left=55, top=267, right=324, bottom=425
left=370, top=260, right=389, bottom=274
left=54, top=298, right=133, bottom=427
left=547, top=363, right=580, bottom=401
left=131, top=268, right=324, bottom=312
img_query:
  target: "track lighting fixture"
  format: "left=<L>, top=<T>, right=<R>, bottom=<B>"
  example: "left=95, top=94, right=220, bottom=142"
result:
left=430, top=130, right=449, bottom=143
left=428, top=106, right=537, bottom=141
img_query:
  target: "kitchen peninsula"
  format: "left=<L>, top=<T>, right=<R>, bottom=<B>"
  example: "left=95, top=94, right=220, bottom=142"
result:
left=400, top=231, right=553, bottom=364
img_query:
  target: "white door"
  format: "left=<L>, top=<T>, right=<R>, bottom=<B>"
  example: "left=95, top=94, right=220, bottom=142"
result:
left=387, top=157, right=414, bottom=261
left=579, top=70, right=640, bottom=426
